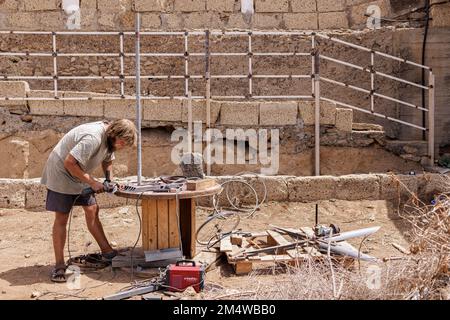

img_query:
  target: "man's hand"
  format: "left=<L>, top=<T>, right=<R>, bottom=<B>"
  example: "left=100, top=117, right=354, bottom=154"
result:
left=90, top=180, right=105, bottom=193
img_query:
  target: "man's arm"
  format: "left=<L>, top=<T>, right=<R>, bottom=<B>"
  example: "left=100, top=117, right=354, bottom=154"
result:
left=102, top=160, right=113, bottom=182
left=64, top=154, right=104, bottom=192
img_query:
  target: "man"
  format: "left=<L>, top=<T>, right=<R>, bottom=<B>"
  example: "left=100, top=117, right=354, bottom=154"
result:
left=41, top=119, right=137, bottom=282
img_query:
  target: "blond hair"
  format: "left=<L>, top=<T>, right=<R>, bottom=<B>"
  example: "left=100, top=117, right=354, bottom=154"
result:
left=106, top=119, right=137, bottom=147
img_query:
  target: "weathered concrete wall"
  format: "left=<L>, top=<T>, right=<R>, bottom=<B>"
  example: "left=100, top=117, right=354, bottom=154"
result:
left=1, top=173, right=447, bottom=210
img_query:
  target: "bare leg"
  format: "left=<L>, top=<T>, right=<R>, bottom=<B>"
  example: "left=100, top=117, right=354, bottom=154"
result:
left=83, top=204, right=114, bottom=254
left=53, top=212, right=69, bottom=267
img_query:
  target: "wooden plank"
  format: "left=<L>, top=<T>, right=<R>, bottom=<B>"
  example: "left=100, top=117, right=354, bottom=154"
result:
left=286, top=249, right=309, bottom=260
left=168, top=199, right=180, bottom=248
left=299, top=227, right=315, bottom=239
left=148, top=199, right=158, bottom=250
left=157, top=199, right=169, bottom=249
left=230, top=235, right=243, bottom=246
left=141, top=200, right=149, bottom=251
left=259, top=255, right=293, bottom=263
left=144, top=248, right=183, bottom=262
left=267, top=230, right=291, bottom=246
left=220, top=236, right=233, bottom=252
left=186, top=178, right=217, bottom=191
left=234, top=262, right=253, bottom=275
left=304, top=246, right=322, bottom=257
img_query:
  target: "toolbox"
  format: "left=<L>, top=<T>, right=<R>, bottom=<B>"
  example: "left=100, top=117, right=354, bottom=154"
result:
left=165, top=260, right=205, bottom=293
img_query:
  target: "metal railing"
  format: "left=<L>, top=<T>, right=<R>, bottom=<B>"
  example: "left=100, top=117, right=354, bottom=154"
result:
left=0, top=18, right=435, bottom=177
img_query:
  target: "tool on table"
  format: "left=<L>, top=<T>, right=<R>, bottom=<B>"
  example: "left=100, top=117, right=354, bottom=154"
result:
left=81, top=180, right=119, bottom=196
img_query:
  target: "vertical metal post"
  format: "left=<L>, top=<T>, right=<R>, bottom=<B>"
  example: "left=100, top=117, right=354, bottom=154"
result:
left=314, top=48, right=320, bottom=176
left=187, top=91, right=193, bottom=154
left=311, top=34, right=315, bottom=97
left=52, top=32, right=58, bottom=98
left=135, top=13, right=142, bottom=185
left=119, top=32, right=125, bottom=97
left=184, top=32, right=189, bottom=97
left=370, top=52, right=375, bottom=113
left=205, top=30, right=211, bottom=176
left=248, top=32, right=253, bottom=97
left=428, top=72, right=435, bottom=166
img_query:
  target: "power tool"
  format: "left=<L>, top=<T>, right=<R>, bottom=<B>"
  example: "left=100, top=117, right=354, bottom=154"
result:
left=164, top=260, right=205, bottom=293
left=81, top=180, right=118, bottom=196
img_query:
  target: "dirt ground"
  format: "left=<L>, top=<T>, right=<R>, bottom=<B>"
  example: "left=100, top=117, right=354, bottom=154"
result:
left=0, top=199, right=411, bottom=300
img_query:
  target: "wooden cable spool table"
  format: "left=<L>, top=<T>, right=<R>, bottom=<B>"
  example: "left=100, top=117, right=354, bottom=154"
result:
left=115, top=183, right=222, bottom=259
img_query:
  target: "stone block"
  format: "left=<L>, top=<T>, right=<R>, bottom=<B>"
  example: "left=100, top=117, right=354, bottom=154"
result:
left=143, top=99, right=183, bottom=122
left=335, top=108, right=353, bottom=132
left=431, top=2, right=450, bottom=27
left=0, top=179, right=26, bottom=209
left=228, top=13, right=251, bottom=29
left=63, top=92, right=105, bottom=117
left=7, top=12, right=41, bottom=29
left=183, top=12, right=222, bottom=29
left=174, top=0, right=206, bottom=12
left=207, top=0, right=235, bottom=12
left=298, top=101, right=314, bottom=125
left=350, top=0, right=390, bottom=26
left=98, top=12, right=117, bottom=28
left=291, top=0, right=317, bottom=13
left=134, top=0, right=172, bottom=11
left=182, top=100, right=220, bottom=124
left=28, top=90, right=64, bottom=116
left=255, top=0, right=289, bottom=12
left=0, top=0, right=19, bottom=10
left=97, top=0, right=131, bottom=12
left=0, top=81, right=30, bottom=114
left=283, top=13, right=318, bottom=29
left=317, top=0, right=346, bottom=12
left=335, top=174, right=380, bottom=200
left=24, top=179, right=47, bottom=210
left=220, top=102, right=259, bottom=126
left=104, top=99, right=137, bottom=119
left=287, top=176, right=338, bottom=201
left=259, top=102, right=298, bottom=126
left=320, top=100, right=336, bottom=125
left=319, top=11, right=349, bottom=29
left=141, top=12, right=161, bottom=28
left=253, top=13, right=282, bottom=29
left=22, top=0, right=58, bottom=11
left=299, top=100, right=337, bottom=126
left=0, top=137, right=29, bottom=179
left=38, top=12, right=65, bottom=30
left=378, top=174, right=418, bottom=201
left=81, top=0, right=98, bottom=8
left=252, top=175, right=290, bottom=202
left=161, top=13, right=183, bottom=29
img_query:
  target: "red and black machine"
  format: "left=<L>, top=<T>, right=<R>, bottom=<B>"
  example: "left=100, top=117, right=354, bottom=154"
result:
left=165, top=260, right=205, bottom=293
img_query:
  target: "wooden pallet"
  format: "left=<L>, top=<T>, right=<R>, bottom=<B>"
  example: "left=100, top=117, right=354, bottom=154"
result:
left=221, top=228, right=355, bottom=275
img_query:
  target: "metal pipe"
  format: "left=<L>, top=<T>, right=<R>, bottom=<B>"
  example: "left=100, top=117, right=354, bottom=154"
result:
left=184, top=32, right=189, bottom=97
left=428, top=72, right=435, bottom=166
left=314, top=50, right=320, bottom=176
left=119, top=32, right=125, bottom=97
left=135, top=13, right=142, bottom=185
left=52, top=33, right=58, bottom=98
left=252, top=75, right=310, bottom=79
left=0, top=52, right=53, bottom=57
left=248, top=33, right=252, bottom=97
left=370, top=52, right=375, bottom=113
left=205, top=30, right=212, bottom=176
left=251, top=95, right=313, bottom=99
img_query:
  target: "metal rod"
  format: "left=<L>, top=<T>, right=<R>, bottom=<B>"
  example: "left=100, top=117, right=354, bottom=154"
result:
left=209, top=31, right=314, bottom=36
left=57, top=53, right=120, bottom=57
left=119, top=32, right=125, bottom=97
left=205, top=30, right=212, bottom=176
left=52, top=33, right=58, bottom=98
left=311, top=35, right=315, bottom=97
left=428, top=72, right=435, bottom=166
left=184, top=32, right=189, bottom=97
left=187, top=91, right=193, bottom=154
left=252, top=75, right=310, bottom=79
left=314, top=51, right=320, bottom=176
left=320, top=97, right=427, bottom=131
left=251, top=95, right=313, bottom=99
left=371, top=52, right=375, bottom=113
left=248, top=33, right=252, bottom=97
left=0, top=52, right=53, bottom=57
left=135, top=13, right=142, bottom=185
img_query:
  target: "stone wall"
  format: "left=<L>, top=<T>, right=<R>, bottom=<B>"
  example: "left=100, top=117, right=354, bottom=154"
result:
left=1, top=173, right=447, bottom=210
left=0, top=0, right=434, bottom=31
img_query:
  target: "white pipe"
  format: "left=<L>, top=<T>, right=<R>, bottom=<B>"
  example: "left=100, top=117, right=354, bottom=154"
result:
left=135, top=13, right=142, bottom=185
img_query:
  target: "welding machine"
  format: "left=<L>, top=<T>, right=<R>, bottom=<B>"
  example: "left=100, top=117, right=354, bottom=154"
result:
left=165, top=260, right=205, bottom=293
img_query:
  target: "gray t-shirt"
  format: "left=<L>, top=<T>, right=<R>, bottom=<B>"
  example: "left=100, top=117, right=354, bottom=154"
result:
left=41, top=121, right=115, bottom=195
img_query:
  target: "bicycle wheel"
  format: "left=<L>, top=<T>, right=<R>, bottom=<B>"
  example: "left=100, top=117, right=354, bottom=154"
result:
left=195, top=211, right=241, bottom=246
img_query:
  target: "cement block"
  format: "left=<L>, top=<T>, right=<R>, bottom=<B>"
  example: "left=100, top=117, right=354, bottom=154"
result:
left=207, top=0, right=235, bottom=12
left=24, top=179, right=47, bottom=210
left=0, top=137, right=29, bottom=179
left=134, top=0, right=169, bottom=11
left=183, top=12, right=222, bottom=29
left=417, top=173, right=449, bottom=201
left=174, top=0, right=206, bottom=12
left=220, top=102, right=259, bottom=126
left=182, top=100, right=220, bottom=124
left=320, top=100, right=336, bottom=125
left=431, top=2, right=450, bottom=27
left=255, top=0, right=289, bottom=12
left=317, top=0, right=346, bottom=12
left=104, top=99, right=136, bottom=119
left=335, top=108, right=353, bottom=132
left=98, top=12, right=117, bottom=29
left=253, top=14, right=282, bottom=29
left=259, top=102, right=298, bottom=126
left=335, top=174, right=380, bottom=200
left=283, top=13, right=318, bottom=29
left=250, top=175, right=290, bottom=202
left=228, top=13, right=251, bottom=29
left=287, top=176, right=338, bottom=201
left=63, top=92, right=105, bottom=117
left=0, top=81, right=30, bottom=109
left=23, top=0, right=58, bottom=11
left=162, top=13, right=184, bottom=29
left=38, top=12, right=65, bottom=29
left=98, top=0, right=132, bottom=11
left=143, top=99, right=183, bottom=122
left=378, top=174, right=418, bottom=201
left=291, top=0, right=316, bottom=13
left=298, top=101, right=315, bottom=125
left=81, top=0, right=98, bottom=8
left=0, top=179, right=26, bottom=209
left=28, top=90, right=64, bottom=116
left=319, top=12, right=349, bottom=29
left=7, top=12, right=41, bottom=29
left=141, top=13, right=162, bottom=28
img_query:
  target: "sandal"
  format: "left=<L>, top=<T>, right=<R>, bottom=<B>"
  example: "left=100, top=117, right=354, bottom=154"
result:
left=51, top=265, right=67, bottom=283
left=67, top=254, right=109, bottom=269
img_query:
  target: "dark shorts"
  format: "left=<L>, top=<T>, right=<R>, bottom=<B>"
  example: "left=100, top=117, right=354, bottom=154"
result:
left=45, top=189, right=97, bottom=214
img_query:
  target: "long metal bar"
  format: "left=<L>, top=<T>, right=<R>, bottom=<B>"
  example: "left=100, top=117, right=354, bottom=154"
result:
left=370, top=52, right=375, bottom=113
left=321, top=54, right=429, bottom=90
left=184, top=32, right=189, bottom=97
left=209, top=31, right=314, bottom=36
left=248, top=33, right=253, bottom=97
left=321, top=77, right=428, bottom=112
left=311, top=35, right=315, bottom=97
left=205, top=30, right=212, bottom=176
left=314, top=50, right=320, bottom=176
left=0, top=52, right=54, bottom=57
left=119, top=32, right=125, bottom=97
left=428, top=72, right=435, bottom=166
left=320, top=97, right=427, bottom=131
left=52, top=33, right=58, bottom=98
left=252, top=95, right=313, bottom=99
left=135, top=13, right=142, bottom=185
